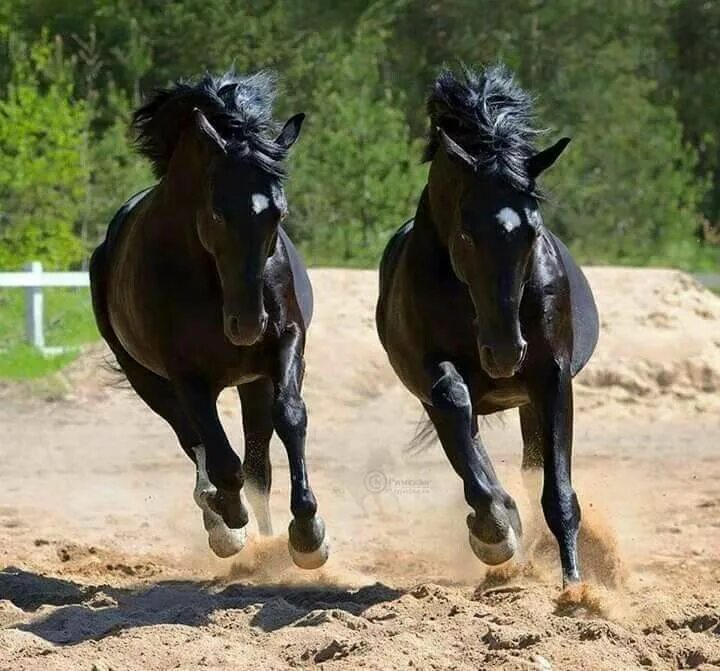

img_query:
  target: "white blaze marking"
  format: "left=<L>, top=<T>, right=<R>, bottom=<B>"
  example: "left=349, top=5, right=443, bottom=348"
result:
left=496, top=207, right=522, bottom=232
left=251, top=193, right=270, bottom=214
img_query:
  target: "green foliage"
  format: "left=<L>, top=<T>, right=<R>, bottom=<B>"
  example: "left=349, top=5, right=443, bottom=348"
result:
left=0, top=344, right=77, bottom=379
left=0, top=0, right=717, bottom=271
left=288, top=2, right=426, bottom=265
left=661, top=0, right=720, bottom=241
left=0, top=32, right=88, bottom=269
left=0, top=287, right=97, bottom=379
left=81, top=86, right=152, bottom=249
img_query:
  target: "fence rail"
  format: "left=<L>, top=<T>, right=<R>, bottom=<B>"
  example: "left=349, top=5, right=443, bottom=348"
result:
left=0, top=262, right=90, bottom=351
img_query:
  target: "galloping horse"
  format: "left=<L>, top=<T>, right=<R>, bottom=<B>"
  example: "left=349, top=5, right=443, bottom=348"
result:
left=90, top=71, right=328, bottom=568
left=376, top=65, right=599, bottom=586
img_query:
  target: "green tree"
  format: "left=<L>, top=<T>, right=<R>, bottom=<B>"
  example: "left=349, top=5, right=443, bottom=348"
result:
left=662, top=0, right=720, bottom=246
left=289, top=1, right=425, bottom=265
left=0, top=33, right=88, bottom=269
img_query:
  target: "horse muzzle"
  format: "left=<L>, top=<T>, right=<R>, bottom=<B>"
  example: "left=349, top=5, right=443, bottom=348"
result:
left=478, top=339, right=527, bottom=379
left=223, top=310, right=268, bottom=346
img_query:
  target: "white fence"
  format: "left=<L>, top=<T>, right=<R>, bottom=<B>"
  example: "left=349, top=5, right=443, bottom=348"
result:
left=0, top=261, right=90, bottom=351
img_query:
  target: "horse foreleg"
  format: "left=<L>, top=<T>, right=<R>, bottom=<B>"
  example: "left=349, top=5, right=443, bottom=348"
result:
left=238, top=378, right=275, bottom=536
left=527, top=365, right=581, bottom=586
left=272, top=326, right=328, bottom=569
left=174, top=377, right=249, bottom=558
left=424, top=361, right=522, bottom=566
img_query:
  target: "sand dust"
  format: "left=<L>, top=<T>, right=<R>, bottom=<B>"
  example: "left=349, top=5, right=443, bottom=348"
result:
left=0, top=267, right=719, bottom=670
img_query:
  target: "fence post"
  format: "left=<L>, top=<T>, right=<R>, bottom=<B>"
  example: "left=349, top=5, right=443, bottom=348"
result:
left=24, top=261, right=44, bottom=349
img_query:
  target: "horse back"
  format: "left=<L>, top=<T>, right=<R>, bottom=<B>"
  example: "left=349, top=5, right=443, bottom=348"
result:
left=104, top=186, right=155, bottom=254
left=547, top=232, right=599, bottom=376
left=278, top=227, right=313, bottom=329
left=379, top=218, right=414, bottom=297
left=377, top=219, right=414, bottom=343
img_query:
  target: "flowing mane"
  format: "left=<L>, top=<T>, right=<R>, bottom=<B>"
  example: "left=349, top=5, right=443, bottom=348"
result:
left=133, top=70, right=287, bottom=178
left=424, top=64, right=543, bottom=192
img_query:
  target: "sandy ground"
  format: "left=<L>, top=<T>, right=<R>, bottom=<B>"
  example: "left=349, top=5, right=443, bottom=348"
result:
left=0, top=267, right=718, bottom=671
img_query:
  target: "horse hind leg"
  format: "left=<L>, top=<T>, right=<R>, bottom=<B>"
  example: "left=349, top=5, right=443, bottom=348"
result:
left=520, top=405, right=544, bottom=511
left=238, top=378, right=275, bottom=536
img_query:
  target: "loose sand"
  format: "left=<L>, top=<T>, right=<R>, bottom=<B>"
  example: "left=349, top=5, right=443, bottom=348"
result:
left=0, top=267, right=718, bottom=670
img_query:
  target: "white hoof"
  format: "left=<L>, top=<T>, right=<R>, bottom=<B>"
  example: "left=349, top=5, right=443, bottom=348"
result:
left=469, top=525, right=518, bottom=566
left=192, top=446, right=248, bottom=558
left=207, top=523, right=247, bottom=558
left=289, top=536, right=330, bottom=570
left=204, top=509, right=246, bottom=558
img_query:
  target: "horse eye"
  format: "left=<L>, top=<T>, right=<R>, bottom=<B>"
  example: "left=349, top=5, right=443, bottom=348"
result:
left=459, top=231, right=473, bottom=246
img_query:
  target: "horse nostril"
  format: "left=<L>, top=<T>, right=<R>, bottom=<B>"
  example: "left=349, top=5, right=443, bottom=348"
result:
left=227, top=315, right=241, bottom=337
left=479, top=345, right=495, bottom=368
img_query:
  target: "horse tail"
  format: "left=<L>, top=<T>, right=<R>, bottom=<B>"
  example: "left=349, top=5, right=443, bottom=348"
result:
left=101, top=353, right=131, bottom=389
left=407, top=413, right=438, bottom=453
left=406, top=409, right=507, bottom=454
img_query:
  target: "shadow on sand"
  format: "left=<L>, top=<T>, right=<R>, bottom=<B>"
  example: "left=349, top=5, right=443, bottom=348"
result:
left=0, top=566, right=404, bottom=645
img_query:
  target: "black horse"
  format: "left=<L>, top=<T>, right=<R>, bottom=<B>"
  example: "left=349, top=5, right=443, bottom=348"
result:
left=89, top=71, right=328, bottom=568
left=376, top=65, right=599, bottom=586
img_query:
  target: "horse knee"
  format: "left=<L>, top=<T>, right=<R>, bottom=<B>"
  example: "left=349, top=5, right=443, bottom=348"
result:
left=273, top=395, right=307, bottom=441
left=430, top=365, right=472, bottom=411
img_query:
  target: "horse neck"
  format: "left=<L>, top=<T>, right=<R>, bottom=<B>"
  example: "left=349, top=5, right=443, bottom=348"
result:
left=151, top=137, right=211, bottom=262
left=408, top=183, right=452, bottom=269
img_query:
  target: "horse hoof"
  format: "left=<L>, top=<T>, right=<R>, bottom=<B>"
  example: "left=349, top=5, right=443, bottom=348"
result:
left=207, top=523, right=247, bottom=558
left=289, top=535, right=329, bottom=569
left=288, top=517, right=329, bottom=569
left=203, top=508, right=246, bottom=558
left=469, top=525, right=518, bottom=566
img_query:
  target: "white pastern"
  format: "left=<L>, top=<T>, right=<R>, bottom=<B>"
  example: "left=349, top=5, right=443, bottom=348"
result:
left=192, top=445, right=246, bottom=557
left=496, top=206, right=522, bottom=233
left=192, top=444, right=215, bottom=508
left=251, top=192, right=270, bottom=215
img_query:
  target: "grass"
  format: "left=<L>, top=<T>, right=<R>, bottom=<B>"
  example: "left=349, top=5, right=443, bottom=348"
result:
left=0, top=288, right=99, bottom=380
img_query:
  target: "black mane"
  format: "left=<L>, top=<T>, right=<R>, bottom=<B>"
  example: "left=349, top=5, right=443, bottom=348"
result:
left=425, top=64, right=542, bottom=192
left=133, top=70, right=287, bottom=178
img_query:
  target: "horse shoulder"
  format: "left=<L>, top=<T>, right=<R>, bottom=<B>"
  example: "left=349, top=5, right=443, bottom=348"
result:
left=542, top=231, right=600, bottom=376
left=277, top=227, right=313, bottom=330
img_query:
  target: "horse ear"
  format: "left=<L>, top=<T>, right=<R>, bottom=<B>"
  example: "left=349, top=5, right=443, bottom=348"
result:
left=275, top=113, right=305, bottom=150
left=527, top=137, right=570, bottom=179
left=438, top=128, right=476, bottom=170
left=193, top=108, right=227, bottom=156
